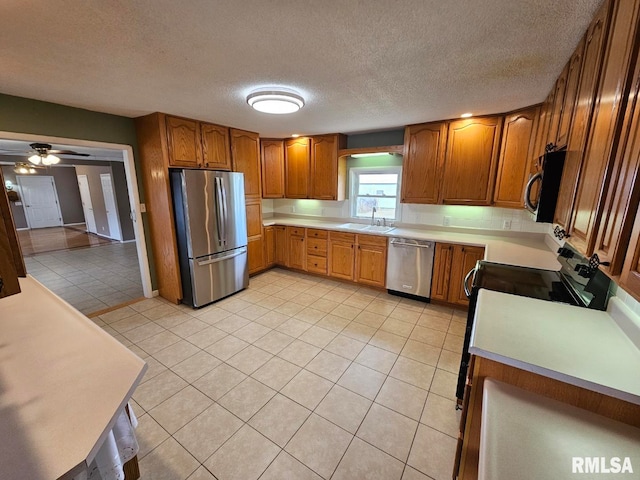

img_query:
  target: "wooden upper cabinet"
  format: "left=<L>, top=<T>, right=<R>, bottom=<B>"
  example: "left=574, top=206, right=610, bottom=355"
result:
left=166, top=115, right=201, bottom=168
left=311, top=134, right=347, bottom=200
left=201, top=122, right=231, bottom=170
left=493, top=107, right=540, bottom=208
left=556, top=37, right=586, bottom=148
left=593, top=57, right=640, bottom=275
left=440, top=116, right=503, bottom=205
left=569, top=0, right=640, bottom=255
left=532, top=90, right=555, bottom=161
left=245, top=198, right=263, bottom=238
left=621, top=198, right=640, bottom=300
left=230, top=128, right=262, bottom=198
left=401, top=122, right=448, bottom=204
left=547, top=65, right=569, bottom=147
left=285, top=137, right=311, bottom=199
left=555, top=1, right=612, bottom=228
left=261, top=140, right=285, bottom=198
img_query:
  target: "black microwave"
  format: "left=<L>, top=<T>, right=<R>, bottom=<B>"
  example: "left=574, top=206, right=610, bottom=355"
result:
left=524, top=149, right=566, bottom=222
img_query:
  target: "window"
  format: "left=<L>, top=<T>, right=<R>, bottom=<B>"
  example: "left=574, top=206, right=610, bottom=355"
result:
left=350, top=166, right=402, bottom=220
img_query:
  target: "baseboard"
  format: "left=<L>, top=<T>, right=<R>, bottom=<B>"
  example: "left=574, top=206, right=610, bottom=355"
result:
left=152, top=290, right=159, bottom=297
left=121, top=239, right=136, bottom=244
left=64, top=222, right=85, bottom=226
left=16, top=227, right=29, bottom=231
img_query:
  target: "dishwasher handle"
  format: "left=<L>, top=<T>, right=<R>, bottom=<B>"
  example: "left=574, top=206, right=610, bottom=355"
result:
left=463, top=267, right=476, bottom=298
left=390, top=239, right=432, bottom=248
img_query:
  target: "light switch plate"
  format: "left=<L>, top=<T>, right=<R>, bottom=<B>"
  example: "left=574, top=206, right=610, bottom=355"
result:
left=443, top=216, right=451, bottom=227
left=139, top=203, right=147, bottom=213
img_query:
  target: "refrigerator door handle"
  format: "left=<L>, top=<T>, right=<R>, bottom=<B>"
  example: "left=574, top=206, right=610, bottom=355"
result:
left=220, top=176, right=229, bottom=246
left=196, top=247, right=247, bottom=266
left=214, top=177, right=224, bottom=246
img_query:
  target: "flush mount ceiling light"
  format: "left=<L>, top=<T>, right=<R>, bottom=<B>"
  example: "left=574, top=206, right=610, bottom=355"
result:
left=461, top=112, right=473, bottom=118
left=247, top=89, right=305, bottom=114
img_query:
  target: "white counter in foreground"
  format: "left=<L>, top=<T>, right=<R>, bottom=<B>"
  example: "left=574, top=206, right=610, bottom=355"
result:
left=263, top=217, right=560, bottom=270
left=469, top=289, right=640, bottom=405
left=0, top=276, right=147, bottom=480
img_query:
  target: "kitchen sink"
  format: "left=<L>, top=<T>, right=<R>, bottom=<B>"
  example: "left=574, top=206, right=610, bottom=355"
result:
left=362, top=225, right=396, bottom=233
left=337, top=223, right=368, bottom=231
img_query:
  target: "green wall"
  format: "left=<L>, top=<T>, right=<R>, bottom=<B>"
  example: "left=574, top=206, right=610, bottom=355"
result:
left=0, top=93, right=157, bottom=288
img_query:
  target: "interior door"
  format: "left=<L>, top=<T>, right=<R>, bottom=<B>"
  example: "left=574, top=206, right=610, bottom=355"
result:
left=77, top=175, right=97, bottom=234
left=17, top=175, right=63, bottom=229
left=100, top=173, right=122, bottom=241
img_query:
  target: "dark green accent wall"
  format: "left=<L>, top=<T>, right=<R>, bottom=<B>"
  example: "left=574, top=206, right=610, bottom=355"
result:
left=346, top=130, right=404, bottom=148
left=0, top=93, right=157, bottom=288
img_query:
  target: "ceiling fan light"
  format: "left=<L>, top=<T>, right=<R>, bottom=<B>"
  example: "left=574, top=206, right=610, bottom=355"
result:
left=28, top=154, right=41, bottom=165
left=247, top=90, right=304, bottom=114
left=42, top=154, right=60, bottom=165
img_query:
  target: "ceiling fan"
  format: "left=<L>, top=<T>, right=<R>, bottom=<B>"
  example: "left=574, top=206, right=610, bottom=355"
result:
left=0, top=142, right=90, bottom=165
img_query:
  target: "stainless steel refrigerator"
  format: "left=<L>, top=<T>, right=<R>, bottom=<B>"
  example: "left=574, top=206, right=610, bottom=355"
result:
left=171, top=169, right=249, bottom=307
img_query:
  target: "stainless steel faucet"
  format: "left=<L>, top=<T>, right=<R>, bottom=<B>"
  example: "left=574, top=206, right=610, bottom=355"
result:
left=371, top=206, right=377, bottom=226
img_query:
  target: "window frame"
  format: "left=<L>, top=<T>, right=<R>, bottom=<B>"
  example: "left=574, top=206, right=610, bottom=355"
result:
left=349, top=165, right=402, bottom=221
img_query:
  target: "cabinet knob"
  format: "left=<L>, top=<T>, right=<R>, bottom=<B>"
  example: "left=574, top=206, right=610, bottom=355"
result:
left=314, top=246, right=317, bottom=249
left=301, top=238, right=304, bottom=242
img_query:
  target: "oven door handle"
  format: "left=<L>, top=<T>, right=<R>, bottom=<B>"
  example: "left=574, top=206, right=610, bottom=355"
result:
left=463, top=267, right=476, bottom=298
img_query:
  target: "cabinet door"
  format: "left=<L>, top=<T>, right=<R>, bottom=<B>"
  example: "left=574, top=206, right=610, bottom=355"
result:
left=493, top=107, right=539, bottom=208
left=264, top=226, right=275, bottom=267
left=329, top=233, right=356, bottom=280
left=201, top=123, right=231, bottom=170
left=261, top=140, right=285, bottom=198
left=248, top=235, right=265, bottom=275
left=431, top=243, right=453, bottom=302
left=288, top=229, right=306, bottom=270
left=275, top=226, right=288, bottom=266
left=569, top=0, right=640, bottom=255
left=245, top=199, right=262, bottom=238
left=166, top=115, right=201, bottom=168
left=532, top=91, right=555, bottom=161
left=355, top=236, right=387, bottom=288
left=593, top=59, right=640, bottom=275
left=285, top=137, right=311, bottom=198
left=401, top=122, right=448, bottom=204
left=230, top=128, right=262, bottom=199
left=546, top=64, right=569, bottom=147
left=621, top=202, right=640, bottom=300
left=311, top=134, right=346, bottom=200
left=557, top=38, right=586, bottom=147
left=554, top=3, right=611, bottom=228
left=440, top=117, right=502, bottom=205
left=449, top=246, right=484, bottom=307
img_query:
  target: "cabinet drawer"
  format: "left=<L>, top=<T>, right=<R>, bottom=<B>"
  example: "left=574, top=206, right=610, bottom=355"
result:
left=307, top=255, right=327, bottom=274
left=357, top=234, right=388, bottom=248
left=307, top=228, right=328, bottom=239
left=307, top=238, right=328, bottom=256
left=330, top=231, right=356, bottom=244
left=288, top=226, right=305, bottom=236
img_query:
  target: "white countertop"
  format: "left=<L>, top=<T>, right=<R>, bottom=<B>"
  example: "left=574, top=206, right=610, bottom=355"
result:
left=0, top=277, right=147, bottom=480
left=470, top=289, right=640, bottom=405
left=479, top=379, right=640, bottom=480
left=264, top=216, right=560, bottom=270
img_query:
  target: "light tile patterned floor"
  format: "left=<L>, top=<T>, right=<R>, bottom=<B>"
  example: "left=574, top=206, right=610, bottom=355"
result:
left=94, top=268, right=466, bottom=480
left=23, top=242, right=144, bottom=314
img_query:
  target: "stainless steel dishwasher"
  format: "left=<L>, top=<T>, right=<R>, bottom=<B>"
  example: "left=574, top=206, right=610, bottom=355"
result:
left=386, top=237, right=435, bottom=300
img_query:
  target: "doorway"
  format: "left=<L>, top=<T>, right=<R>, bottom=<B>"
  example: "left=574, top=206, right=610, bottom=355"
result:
left=16, top=175, right=63, bottom=229
left=77, top=174, right=98, bottom=234
left=1, top=131, right=153, bottom=308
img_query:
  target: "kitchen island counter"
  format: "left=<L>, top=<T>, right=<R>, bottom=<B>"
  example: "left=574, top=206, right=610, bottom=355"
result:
left=0, top=276, right=147, bottom=480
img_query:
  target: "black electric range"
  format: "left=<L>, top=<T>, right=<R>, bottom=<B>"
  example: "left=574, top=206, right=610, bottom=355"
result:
left=455, top=243, right=614, bottom=405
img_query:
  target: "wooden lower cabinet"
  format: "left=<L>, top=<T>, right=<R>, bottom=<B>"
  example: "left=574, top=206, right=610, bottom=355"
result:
left=355, top=235, right=388, bottom=288
left=247, top=235, right=265, bottom=275
left=432, top=243, right=485, bottom=307
left=288, top=227, right=306, bottom=270
left=307, top=229, right=328, bottom=275
left=274, top=226, right=288, bottom=266
left=328, top=232, right=356, bottom=280
left=264, top=226, right=275, bottom=267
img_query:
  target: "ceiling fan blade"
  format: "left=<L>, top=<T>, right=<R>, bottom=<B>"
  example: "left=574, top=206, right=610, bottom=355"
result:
left=47, top=150, right=91, bottom=156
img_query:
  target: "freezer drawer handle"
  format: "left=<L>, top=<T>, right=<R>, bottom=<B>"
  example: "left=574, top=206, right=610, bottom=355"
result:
left=390, top=240, right=431, bottom=248
left=197, top=248, right=246, bottom=266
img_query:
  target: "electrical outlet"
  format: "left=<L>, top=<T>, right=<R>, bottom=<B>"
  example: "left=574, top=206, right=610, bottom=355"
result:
left=443, top=216, right=451, bottom=227
left=502, top=220, right=512, bottom=230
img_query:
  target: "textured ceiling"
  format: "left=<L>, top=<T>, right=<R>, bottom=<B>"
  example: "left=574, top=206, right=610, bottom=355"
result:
left=0, top=0, right=602, bottom=138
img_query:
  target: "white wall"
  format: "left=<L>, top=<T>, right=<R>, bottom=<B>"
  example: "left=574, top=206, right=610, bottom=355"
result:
left=268, top=198, right=548, bottom=233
